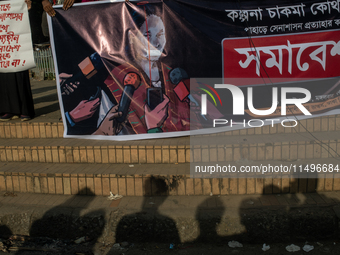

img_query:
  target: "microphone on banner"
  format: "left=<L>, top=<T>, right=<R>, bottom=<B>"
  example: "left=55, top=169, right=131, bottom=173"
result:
left=78, top=52, right=104, bottom=79
left=116, top=72, right=141, bottom=123
left=169, top=67, right=207, bottom=120
left=169, top=67, right=190, bottom=101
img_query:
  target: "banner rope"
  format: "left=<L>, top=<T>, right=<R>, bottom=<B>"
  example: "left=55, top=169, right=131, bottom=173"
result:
left=144, top=5, right=152, bottom=87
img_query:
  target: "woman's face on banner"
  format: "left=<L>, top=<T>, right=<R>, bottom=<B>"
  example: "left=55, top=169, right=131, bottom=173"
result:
left=130, top=14, right=166, bottom=61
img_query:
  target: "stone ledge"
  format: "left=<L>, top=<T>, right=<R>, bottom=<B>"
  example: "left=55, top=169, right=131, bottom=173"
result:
left=0, top=162, right=340, bottom=196
left=0, top=138, right=339, bottom=163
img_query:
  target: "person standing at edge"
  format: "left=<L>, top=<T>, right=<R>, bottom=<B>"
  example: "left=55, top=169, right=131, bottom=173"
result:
left=0, top=0, right=35, bottom=122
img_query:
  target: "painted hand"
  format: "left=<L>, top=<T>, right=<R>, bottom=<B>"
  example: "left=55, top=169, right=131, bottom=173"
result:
left=59, top=73, right=80, bottom=96
left=69, top=98, right=100, bottom=123
left=93, top=105, right=124, bottom=136
left=144, top=95, right=170, bottom=130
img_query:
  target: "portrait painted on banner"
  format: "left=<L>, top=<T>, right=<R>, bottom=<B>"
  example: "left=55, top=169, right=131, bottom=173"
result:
left=60, top=3, right=207, bottom=136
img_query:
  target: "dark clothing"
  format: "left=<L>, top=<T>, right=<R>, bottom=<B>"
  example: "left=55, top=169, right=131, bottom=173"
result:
left=0, top=71, right=35, bottom=118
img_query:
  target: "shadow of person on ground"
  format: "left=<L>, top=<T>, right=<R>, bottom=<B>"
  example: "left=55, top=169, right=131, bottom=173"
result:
left=194, top=196, right=226, bottom=244
left=15, top=188, right=105, bottom=255
left=112, top=176, right=180, bottom=250
left=189, top=176, right=340, bottom=248
left=238, top=177, right=340, bottom=244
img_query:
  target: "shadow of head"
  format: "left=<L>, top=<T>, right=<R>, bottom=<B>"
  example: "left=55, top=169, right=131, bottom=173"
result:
left=237, top=181, right=331, bottom=244
left=115, top=176, right=181, bottom=244
left=49, top=187, right=96, bottom=208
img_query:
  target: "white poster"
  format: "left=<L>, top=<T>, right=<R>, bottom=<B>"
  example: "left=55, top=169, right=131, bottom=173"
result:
left=0, top=0, right=35, bottom=73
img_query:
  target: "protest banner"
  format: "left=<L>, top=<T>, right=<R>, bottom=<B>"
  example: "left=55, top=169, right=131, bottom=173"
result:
left=48, top=0, right=340, bottom=140
left=0, top=0, right=35, bottom=73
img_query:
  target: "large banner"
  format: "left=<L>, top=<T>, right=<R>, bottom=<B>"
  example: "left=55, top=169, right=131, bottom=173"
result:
left=49, top=0, right=340, bottom=140
left=0, top=0, right=35, bottom=73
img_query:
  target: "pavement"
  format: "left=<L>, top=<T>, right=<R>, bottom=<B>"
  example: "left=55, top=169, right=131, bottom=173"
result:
left=28, top=78, right=61, bottom=123
left=0, top=191, right=340, bottom=244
